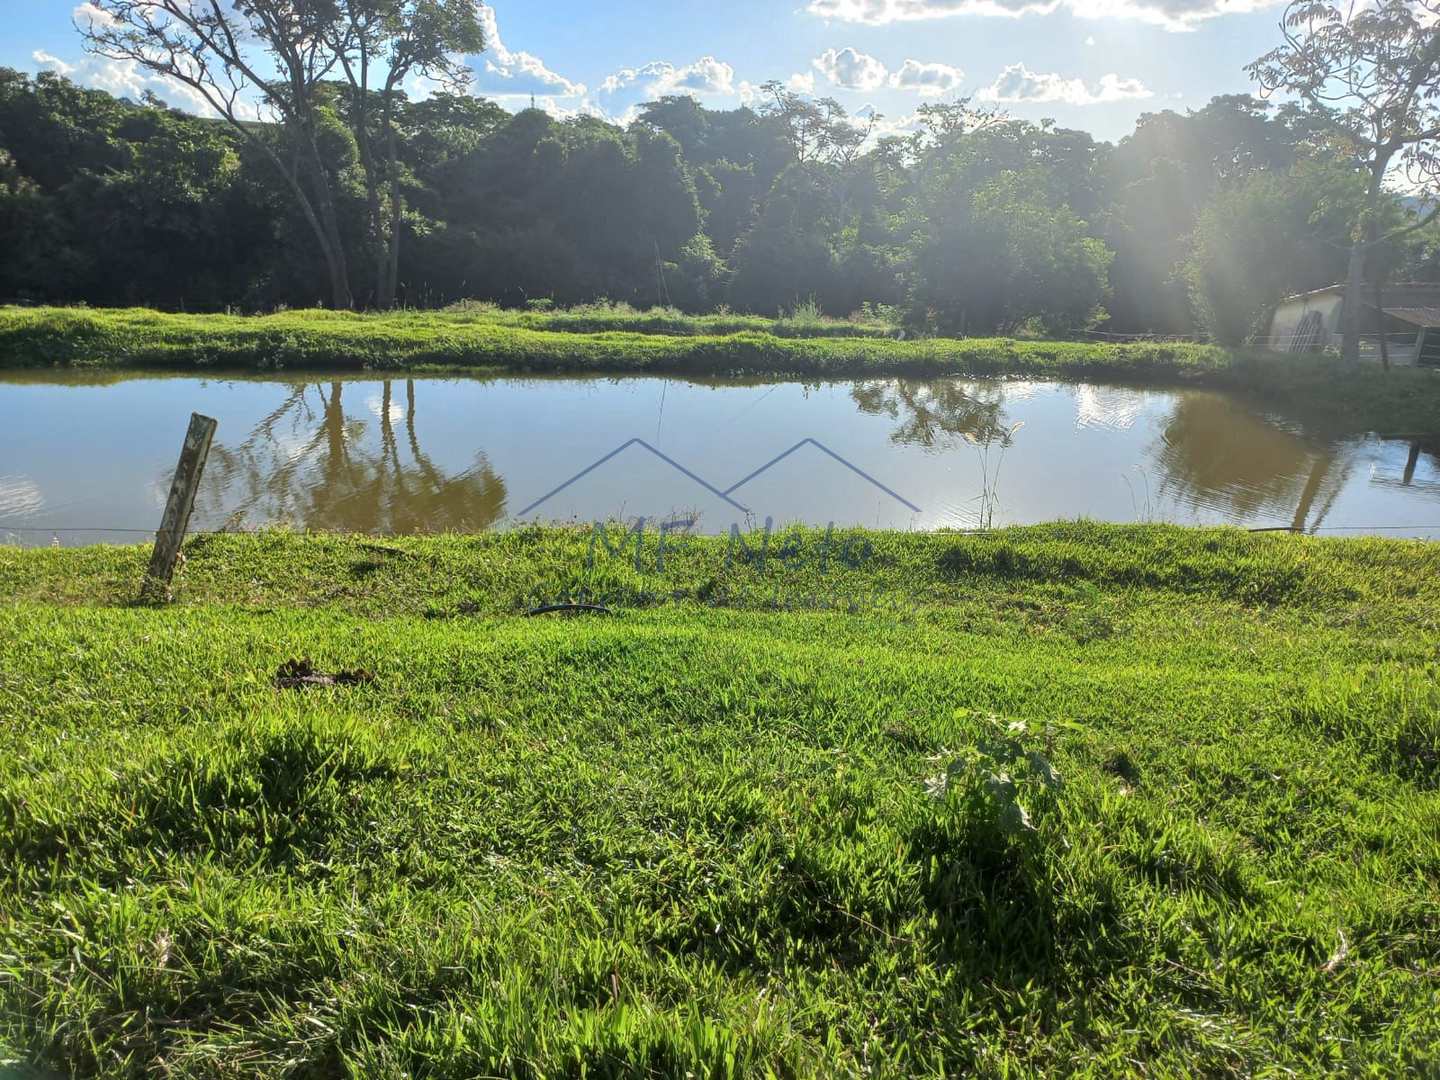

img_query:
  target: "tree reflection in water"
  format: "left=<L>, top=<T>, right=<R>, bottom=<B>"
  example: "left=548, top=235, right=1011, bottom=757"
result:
left=850, top=379, right=1013, bottom=449
left=201, top=379, right=507, bottom=533
left=1151, top=393, right=1351, bottom=531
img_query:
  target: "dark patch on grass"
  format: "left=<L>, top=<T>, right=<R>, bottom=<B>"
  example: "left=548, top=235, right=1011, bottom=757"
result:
left=909, top=805, right=1063, bottom=983
left=124, top=722, right=403, bottom=866
left=273, top=657, right=376, bottom=688
left=1393, top=714, right=1440, bottom=788
left=935, top=535, right=1318, bottom=604
left=1113, top=813, right=1257, bottom=904
left=1104, top=750, right=1142, bottom=787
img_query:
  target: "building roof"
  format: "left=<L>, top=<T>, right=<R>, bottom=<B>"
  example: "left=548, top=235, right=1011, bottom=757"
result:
left=1366, top=284, right=1440, bottom=308
left=1278, top=283, right=1440, bottom=325
left=1277, top=284, right=1348, bottom=302
left=1378, top=306, right=1440, bottom=327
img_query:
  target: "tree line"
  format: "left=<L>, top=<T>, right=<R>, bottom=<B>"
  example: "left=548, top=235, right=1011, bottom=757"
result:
left=2, top=0, right=1439, bottom=346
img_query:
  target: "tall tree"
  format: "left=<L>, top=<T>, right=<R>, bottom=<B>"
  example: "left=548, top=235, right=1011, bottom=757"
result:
left=326, top=0, right=483, bottom=308
left=1183, top=163, right=1360, bottom=344
left=1248, top=0, right=1440, bottom=362
left=79, top=0, right=355, bottom=308
left=755, top=81, right=874, bottom=166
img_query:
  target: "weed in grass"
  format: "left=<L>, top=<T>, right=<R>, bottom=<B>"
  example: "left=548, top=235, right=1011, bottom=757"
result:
left=963, top=420, right=1024, bottom=529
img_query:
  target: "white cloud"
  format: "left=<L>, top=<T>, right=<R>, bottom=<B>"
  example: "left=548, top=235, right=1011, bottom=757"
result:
left=32, top=50, right=75, bottom=77
left=482, top=94, right=612, bottom=120
left=71, top=2, right=116, bottom=31
left=978, top=63, right=1152, bottom=104
left=657, top=56, right=736, bottom=95
left=1085, top=34, right=1097, bottom=44
left=813, top=47, right=889, bottom=91
left=474, top=5, right=585, bottom=96
left=862, top=109, right=926, bottom=138
left=889, top=59, right=964, bottom=93
left=600, top=56, right=736, bottom=98
left=400, top=67, right=448, bottom=103
left=806, top=0, right=1280, bottom=32
left=37, top=20, right=214, bottom=115
left=600, top=64, right=649, bottom=94
left=787, top=71, right=818, bottom=93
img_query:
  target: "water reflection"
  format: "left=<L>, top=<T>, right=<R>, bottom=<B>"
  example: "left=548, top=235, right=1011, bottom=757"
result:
left=1378, top=440, right=1440, bottom=493
left=1073, top=384, right=1147, bottom=431
left=0, top=475, right=44, bottom=517
left=1, top=372, right=1438, bottom=544
left=850, top=379, right=1013, bottom=449
left=1150, top=393, right=1352, bottom=530
left=202, top=379, right=507, bottom=533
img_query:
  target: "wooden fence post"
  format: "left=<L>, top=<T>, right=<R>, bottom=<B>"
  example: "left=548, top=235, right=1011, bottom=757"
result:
left=141, top=412, right=217, bottom=602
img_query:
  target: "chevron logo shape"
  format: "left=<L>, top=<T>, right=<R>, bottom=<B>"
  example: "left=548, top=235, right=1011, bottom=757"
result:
left=515, top=437, right=920, bottom=519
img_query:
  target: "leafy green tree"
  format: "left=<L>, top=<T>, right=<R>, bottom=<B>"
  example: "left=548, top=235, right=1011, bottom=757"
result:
left=327, top=0, right=485, bottom=308
left=1104, top=95, right=1298, bottom=334
left=665, top=234, right=727, bottom=312
left=0, top=69, right=133, bottom=190
left=755, top=81, right=874, bottom=167
left=0, top=147, right=72, bottom=302
left=1249, top=0, right=1440, bottom=362
left=906, top=167, right=1111, bottom=335
left=80, top=0, right=359, bottom=307
left=692, top=160, right=764, bottom=259
left=728, top=163, right=840, bottom=314
left=1184, top=164, right=1359, bottom=344
left=416, top=110, right=698, bottom=306
left=401, top=92, right=508, bottom=174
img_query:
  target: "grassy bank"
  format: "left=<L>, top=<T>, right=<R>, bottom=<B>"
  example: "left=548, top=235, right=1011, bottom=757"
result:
left=444, top=299, right=897, bottom=338
left=2, top=524, right=1438, bottom=1077
left=5, top=305, right=1440, bottom=436
left=0, top=305, right=1233, bottom=378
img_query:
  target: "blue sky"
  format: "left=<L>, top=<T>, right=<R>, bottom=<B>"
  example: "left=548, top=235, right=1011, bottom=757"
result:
left=6, top=0, right=1289, bottom=143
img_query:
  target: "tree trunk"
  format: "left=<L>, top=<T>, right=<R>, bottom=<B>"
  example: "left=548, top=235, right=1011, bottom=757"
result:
left=1341, top=241, right=1365, bottom=365
left=384, top=188, right=402, bottom=309
left=317, top=221, right=352, bottom=311
left=1374, top=276, right=1390, bottom=370
left=236, top=128, right=349, bottom=311
left=297, top=111, right=352, bottom=310
left=379, top=121, right=402, bottom=310
left=281, top=170, right=345, bottom=310
left=1368, top=215, right=1390, bottom=371
left=359, top=127, right=386, bottom=309
left=312, top=182, right=352, bottom=310
left=374, top=197, right=392, bottom=310
left=310, top=172, right=352, bottom=310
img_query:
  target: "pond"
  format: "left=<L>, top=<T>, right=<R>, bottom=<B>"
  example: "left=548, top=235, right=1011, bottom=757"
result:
left=2, top=371, right=1439, bottom=545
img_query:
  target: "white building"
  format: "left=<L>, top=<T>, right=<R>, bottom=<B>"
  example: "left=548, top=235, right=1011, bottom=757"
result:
left=1267, top=283, right=1440, bottom=366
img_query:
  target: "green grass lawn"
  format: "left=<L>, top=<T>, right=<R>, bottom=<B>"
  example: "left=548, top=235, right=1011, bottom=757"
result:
left=1, top=524, right=1438, bottom=1077
left=6, top=305, right=1440, bottom=438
